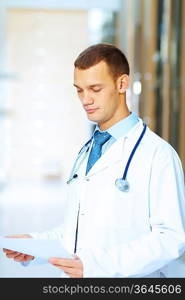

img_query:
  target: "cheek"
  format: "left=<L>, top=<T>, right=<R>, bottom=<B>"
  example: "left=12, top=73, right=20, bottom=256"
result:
left=94, top=89, right=118, bottom=111
left=99, top=89, right=114, bottom=103
left=101, top=91, right=117, bottom=109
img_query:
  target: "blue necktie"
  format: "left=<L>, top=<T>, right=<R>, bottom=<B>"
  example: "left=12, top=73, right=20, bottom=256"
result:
left=86, top=130, right=111, bottom=174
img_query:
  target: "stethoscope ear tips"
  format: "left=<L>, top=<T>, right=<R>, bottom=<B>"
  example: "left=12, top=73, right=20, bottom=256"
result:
left=115, top=178, right=130, bottom=192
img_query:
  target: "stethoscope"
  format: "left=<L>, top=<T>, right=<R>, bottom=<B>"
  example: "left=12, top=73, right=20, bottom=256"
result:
left=115, top=123, right=147, bottom=192
left=67, top=123, right=147, bottom=192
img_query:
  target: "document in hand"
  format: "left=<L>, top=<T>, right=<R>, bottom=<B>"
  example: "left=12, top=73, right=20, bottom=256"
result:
left=0, top=237, right=72, bottom=259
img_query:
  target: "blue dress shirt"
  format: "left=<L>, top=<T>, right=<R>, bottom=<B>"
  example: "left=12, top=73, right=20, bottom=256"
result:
left=94, top=111, right=139, bottom=155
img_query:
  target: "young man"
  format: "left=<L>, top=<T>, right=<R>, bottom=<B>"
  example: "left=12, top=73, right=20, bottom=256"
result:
left=3, top=44, right=185, bottom=278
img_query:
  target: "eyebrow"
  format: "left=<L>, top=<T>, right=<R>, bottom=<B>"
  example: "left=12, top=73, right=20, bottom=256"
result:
left=73, top=84, right=103, bottom=89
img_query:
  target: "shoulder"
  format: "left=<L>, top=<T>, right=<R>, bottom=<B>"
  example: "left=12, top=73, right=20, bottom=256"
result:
left=135, top=118, right=172, bottom=152
left=146, top=127, right=175, bottom=151
left=145, top=127, right=182, bottom=166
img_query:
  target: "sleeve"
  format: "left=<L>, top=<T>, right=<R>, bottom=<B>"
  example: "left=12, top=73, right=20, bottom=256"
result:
left=78, top=143, right=185, bottom=277
left=28, top=223, right=65, bottom=240
left=20, top=223, right=65, bottom=267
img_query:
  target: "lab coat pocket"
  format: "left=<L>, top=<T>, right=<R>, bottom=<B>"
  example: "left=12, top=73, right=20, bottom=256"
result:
left=111, top=189, right=134, bottom=229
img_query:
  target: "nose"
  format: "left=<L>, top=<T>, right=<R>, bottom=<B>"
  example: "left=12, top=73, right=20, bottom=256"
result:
left=80, top=91, right=94, bottom=106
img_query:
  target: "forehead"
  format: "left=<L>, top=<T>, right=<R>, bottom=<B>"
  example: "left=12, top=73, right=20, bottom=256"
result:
left=74, top=61, right=113, bottom=84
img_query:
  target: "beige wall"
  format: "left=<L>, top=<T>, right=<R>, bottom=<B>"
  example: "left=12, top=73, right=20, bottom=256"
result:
left=5, top=9, right=90, bottom=180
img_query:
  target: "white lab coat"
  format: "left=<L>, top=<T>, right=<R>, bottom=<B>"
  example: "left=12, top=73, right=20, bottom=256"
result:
left=30, top=119, right=185, bottom=277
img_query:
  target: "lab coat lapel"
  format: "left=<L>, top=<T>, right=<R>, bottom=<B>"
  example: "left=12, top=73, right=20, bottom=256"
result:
left=69, top=144, right=90, bottom=178
left=87, top=120, right=144, bottom=176
left=88, top=136, right=126, bottom=175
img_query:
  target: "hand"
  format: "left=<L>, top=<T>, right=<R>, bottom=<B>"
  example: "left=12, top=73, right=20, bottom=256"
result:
left=48, top=255, right=83, bottom=278
left=3, top=234, right=34, bottom=262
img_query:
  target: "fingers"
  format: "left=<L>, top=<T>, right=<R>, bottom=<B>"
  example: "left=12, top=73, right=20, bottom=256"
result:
left=13, top=254, right=34, bottom=262
left=5, top=234, right=32, bottom=239
left=5, top=235, right=20, bottom=238
left=48, top=257, right=83, bottom=278
left=49, top=257, right=79, bottom=267
left=6, top=251, right=20, bottom=259
left=3, top=248, right=34, bottom=262
left=8, top=253, right=33, bottom=262
left=24, top=255, right=34, bottom=262
left=50, top=263, right=83, bottom=278
left=2, top=235, right=33, bottom=262
left=57, top=266, right=83, bottom=278
left=6, top=251, right=23, bottom=260
left=3, top=249, right=20, bottom=257
left=14, top=254, right=26, bottom=262
left=3, top=248, right=14, bottom=254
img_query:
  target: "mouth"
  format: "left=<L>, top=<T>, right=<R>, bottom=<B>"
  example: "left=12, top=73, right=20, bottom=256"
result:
left=85, top=108, right=98, bottom=114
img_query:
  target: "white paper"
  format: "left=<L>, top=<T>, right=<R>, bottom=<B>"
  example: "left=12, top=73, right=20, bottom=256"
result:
left=0, top=237, right=72, bottom=259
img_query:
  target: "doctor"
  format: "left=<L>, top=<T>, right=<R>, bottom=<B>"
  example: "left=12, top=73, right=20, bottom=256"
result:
left=3, top=43, right=185, bottom=278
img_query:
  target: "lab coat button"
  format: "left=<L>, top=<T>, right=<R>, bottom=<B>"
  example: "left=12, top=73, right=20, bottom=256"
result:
left=86, top=178, right=90, bottom=181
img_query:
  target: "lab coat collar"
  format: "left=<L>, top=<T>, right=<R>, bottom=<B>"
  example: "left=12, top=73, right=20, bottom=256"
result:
left=86, top=118, right=146, bottom=177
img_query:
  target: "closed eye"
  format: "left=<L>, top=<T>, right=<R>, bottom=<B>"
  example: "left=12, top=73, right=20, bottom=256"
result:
left=92, top=88, right=102, bottom=93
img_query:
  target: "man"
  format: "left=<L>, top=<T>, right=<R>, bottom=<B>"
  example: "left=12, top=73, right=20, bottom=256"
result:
left=3, top=44, right=185, bottom=278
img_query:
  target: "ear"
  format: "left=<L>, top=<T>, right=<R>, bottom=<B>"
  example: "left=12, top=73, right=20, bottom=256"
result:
left=116, top=74, right=129, bottom=93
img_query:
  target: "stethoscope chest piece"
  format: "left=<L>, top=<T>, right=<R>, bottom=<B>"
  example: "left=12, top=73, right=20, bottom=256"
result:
left=115, top=178, right=130, bottom=192
left=114, top=122, right=147, bottom=193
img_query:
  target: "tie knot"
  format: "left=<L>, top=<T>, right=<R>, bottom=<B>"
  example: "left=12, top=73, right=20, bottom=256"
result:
left=85, top=130, right=111, bottom=174
left=93, top=130, right=111, bottom=146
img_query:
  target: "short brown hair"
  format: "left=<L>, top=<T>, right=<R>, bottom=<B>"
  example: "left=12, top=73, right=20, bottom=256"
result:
left=74, top=43, right=130, bottom=80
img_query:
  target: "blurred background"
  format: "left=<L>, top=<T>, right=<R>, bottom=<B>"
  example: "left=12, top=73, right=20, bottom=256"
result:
left=0, top=0, right=184, bottom=277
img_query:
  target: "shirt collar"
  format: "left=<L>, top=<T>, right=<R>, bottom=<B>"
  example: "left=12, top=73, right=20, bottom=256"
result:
left=94, top=111, right=139, bottom=140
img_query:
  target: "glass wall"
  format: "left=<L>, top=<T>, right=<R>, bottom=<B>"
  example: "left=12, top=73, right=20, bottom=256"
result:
left=118, top=0, right=185, bottom=171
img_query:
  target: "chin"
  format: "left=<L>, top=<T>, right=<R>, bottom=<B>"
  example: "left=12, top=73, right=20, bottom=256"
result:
left=86, top=111, right=105, bottom=124
left=87, top=117, right=98, bottom=123
left=86, top=114, right=98, bottom=122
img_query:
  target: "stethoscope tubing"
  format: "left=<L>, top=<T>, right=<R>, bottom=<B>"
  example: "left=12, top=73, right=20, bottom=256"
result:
left=67, top=123, right=147, bottom=190
left=122, top=123, right=147, bottom=180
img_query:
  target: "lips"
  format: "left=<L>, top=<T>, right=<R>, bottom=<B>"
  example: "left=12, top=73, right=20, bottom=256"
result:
left=85, top=108, right=98, bottom=114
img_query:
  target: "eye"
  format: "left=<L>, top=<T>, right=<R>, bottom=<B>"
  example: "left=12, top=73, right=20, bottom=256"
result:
left=77, top=89, right=83, bottom=93
left=92, top=88, right=101, bottom=93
